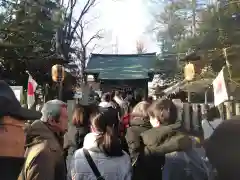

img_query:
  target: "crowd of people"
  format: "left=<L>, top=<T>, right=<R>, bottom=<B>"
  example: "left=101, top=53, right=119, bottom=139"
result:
left=1, top=79, right=240, bottom=180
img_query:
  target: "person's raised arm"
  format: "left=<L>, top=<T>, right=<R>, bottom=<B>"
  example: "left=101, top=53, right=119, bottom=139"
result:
left=144, top=134, right=192, bottom=156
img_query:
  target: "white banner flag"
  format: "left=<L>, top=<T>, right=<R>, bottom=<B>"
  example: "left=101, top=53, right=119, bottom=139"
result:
left=213, top=69, right=228, bottom=106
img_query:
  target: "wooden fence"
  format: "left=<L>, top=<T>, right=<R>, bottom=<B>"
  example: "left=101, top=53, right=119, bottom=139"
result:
left=180, top=102, right=240, bottom=133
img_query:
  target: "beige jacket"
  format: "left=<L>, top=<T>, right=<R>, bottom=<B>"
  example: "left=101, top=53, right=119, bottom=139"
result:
left=18, top=120, right=66, bottom=180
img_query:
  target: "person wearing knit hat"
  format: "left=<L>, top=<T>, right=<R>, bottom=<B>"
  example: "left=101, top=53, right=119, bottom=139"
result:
left=205, top=119, right=240, bottom=180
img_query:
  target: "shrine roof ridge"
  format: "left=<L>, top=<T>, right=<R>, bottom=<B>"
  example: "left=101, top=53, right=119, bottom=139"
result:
left=90, top=52, right=156, bottom=57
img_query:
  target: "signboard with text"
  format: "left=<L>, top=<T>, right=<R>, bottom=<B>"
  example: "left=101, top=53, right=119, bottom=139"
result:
left=10, top=86, right=23, bottom=102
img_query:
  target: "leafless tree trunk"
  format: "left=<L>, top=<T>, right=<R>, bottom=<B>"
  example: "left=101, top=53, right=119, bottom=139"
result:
left=55, top=0, right=98, bottom=61
left=76, top=22, right=103, bottom=84
left=54, top=0, right=104, bottom=86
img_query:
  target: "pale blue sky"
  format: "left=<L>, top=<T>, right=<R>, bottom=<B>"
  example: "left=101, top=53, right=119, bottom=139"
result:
left=75, top=0, right=159, bottom=54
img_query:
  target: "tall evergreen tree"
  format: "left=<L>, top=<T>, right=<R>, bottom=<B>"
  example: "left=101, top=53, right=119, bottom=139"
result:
left=0, top=0, right=64, bottom=85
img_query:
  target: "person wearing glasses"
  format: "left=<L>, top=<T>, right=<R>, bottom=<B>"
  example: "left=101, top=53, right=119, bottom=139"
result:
left=0, top=80, right=42, bottom=180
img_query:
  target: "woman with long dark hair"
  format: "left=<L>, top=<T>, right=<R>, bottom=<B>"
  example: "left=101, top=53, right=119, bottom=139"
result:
left=70, top=110, right=132, bottom=180
left=64, top=104, right=90, bottom=179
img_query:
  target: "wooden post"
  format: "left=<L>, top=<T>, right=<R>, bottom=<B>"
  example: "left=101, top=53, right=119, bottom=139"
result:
left=58, top=81, right=63, bottom=100
left=204, top=89, right=208, bottom=104
left=224, top=101, right=233, bottom=120
left=183, top=103, right=191, bottom=131
left=235, top=102, right=240, bottom=116
left=81, top=84, right=90, bottom=105
left=218, top=103, right=225, bottom=120
left=200, top=104, right=205, bottom=120
left=177, top=106, right=183, bottom=122
left=192, top=103, right=199, bottom=131
left=187, top=91, right=191, bottom=103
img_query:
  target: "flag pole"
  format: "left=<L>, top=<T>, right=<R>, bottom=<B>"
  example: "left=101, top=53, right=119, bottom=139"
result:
left=25, top=70, right=30, bottom=108
left=25, top=70, right=30, bottom=76
left=58, top=81, right=63, bottom=100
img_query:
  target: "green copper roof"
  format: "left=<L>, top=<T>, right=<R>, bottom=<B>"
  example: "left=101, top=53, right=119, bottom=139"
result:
left=85, top=53, right=156, bottom=80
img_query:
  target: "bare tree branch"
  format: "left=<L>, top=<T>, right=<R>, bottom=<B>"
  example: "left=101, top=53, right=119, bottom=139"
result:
left=84, top=30, right=103, bottom=47
left=54, top=0, right=102, bottom=83
left=91, top=44, right=98, bottom=52
left=97, top=47, right=104, bottom=53
left=69, top=0, right=96, bottom=41
left=82, top=15, right=100, bottom=28
left=74, top=15, right=103, bottom=83
left=56, top=0, right=98, bottom=61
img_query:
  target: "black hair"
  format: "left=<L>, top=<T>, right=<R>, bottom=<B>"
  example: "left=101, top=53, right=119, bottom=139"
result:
left=148, top=99, right=177, bottom=125
left=102, top=93, right=111, bottom=102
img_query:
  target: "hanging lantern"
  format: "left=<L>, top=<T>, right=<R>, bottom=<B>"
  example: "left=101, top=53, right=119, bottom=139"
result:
left=51, top=64, right=65, bottom=82
left=184, top=63, right=195, bottom=81
left=181, top=52, right=204, bottom=78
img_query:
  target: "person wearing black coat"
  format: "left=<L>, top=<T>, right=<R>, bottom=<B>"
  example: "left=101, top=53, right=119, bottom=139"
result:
left=126, top=116, right=151, bottom=161
left=125, top=101, right=151, bottom=180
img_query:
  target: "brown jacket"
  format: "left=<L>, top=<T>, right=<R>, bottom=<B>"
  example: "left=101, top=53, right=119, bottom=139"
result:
left=18, top=120, right=66, bottom=180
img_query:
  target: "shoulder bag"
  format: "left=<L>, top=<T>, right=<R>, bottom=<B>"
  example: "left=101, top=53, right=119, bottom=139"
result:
left=206, top=121, right=215, bottom=130
left=83, top=148, right=105, bottom=180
